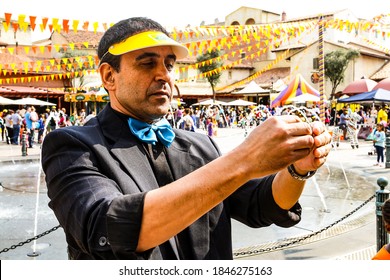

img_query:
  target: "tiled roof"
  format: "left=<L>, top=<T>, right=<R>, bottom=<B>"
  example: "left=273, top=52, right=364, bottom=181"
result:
left=55, top=30, right=104, bottom=47
left=0, top=86, right=66, bottom=98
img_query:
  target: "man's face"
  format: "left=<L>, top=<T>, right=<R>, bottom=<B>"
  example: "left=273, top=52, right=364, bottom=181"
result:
left=108, top=46, right=176, bottom=123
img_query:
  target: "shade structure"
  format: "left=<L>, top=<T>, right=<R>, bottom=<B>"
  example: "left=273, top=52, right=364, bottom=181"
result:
left=13, top=97, right=56, bottom=106
left=0, top=96, right=17, bottom=105
left=235, top=81, right=269, bottom=94
left=342, top=78, right=377, bottom=95
left=227, top=99, right=256, bottom=106
left=373, top=77, right=390, bottom=91
left=271, top=74, right=320, bottom=107
left=337, top=88, right=390, bottom=103
left=192, top=99, right=227, bottom=106
left=288, top=94, right=320, bottom=103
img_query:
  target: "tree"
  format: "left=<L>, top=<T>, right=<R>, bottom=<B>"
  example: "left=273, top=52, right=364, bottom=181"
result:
left=196, top=49, right=223, bottom=101
left=324, top=49, right=360, bottom=99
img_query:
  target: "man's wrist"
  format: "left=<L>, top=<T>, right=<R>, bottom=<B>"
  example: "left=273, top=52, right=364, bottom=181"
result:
left=287, top=164, right=316, bottom=181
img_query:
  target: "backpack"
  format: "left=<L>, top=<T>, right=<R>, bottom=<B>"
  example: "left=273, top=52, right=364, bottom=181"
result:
left=49, top=117, right=56, bottom=126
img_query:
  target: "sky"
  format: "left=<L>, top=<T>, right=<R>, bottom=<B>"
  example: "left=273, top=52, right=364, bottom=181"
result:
left=2, top=0, right=390, bottom=30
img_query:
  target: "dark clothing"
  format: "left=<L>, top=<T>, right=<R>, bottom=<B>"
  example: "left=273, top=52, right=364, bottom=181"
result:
left=41, top=104, right=302, bottom=260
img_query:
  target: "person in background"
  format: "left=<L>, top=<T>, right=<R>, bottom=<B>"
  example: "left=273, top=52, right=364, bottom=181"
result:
left=338, top=108, right=349, bottom=140
left=4, top=109, right=13, bottom=144
left=42, top=17, right=331, bottom=260
left=37, top=114, right=46, bottom=144
left=0, top=109, right=5, bottom=142
left=373, top=123, right=386, bottom=167
left=377, top=104, right=388, bottom=127
left=372, top=198, right=390, bottom=260
left=11, top=109, right=22, bottom=145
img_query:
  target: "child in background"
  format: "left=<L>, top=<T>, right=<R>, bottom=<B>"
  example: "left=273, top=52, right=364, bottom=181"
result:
left=373, top=123, right=386, bottom=167
left=207, top=117, right=213, bottom=137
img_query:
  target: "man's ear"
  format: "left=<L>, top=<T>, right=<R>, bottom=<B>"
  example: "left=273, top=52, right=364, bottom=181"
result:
left=99, top=63, right=115, bottom=91
left=385, top=223, right=390, bottom=233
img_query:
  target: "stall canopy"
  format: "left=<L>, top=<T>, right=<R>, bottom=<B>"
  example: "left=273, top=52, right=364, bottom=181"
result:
left=337, top=88, right=390, bottom=103
left=0, top=96, right=17, bottom=105
left=192, top=99, right=228, bottom=106
left=13, top=97, right=56, bottom=106
left=372, top=77, right=390, bottom=91
left=271, top=74, right=320, bottom=107
left=342, top=78, right=378, bottom=96
left=234, top=81, right=269, bottom=95
left=227, top=99, right=256, bottom=106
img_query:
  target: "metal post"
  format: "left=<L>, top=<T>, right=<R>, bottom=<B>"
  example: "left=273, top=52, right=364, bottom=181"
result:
left=376, top=177, right=390, bottom=251
left=386, top=135, right=390, bottom=168
left=21, top=131, right=28, bottom=156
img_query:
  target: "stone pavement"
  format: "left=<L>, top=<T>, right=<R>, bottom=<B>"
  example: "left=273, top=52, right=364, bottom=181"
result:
left=0, top=127, right=389, bottom=260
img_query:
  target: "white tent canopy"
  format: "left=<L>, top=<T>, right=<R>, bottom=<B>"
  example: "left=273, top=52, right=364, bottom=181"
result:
left=192, top=99, right=228, bottom=106
left=0, top=96, right=17, bottom=105
left=13, top=97, right=56, bottom=106
left=227, top=99, right=256, bottom=106
left=235, top=81, right=269, bottom=94
left=287, top=94, right=320, bottom=103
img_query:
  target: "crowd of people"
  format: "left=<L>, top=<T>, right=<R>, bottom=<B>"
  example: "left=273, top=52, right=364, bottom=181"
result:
left=0, top=106, right=93, bottom=148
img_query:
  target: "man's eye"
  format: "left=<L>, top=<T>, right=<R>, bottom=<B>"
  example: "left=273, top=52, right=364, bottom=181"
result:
left=141, top=61, right=155, bottom=67
left=166, top=63, right=174, bottom=71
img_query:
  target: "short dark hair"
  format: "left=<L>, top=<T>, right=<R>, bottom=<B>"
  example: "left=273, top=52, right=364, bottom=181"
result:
left=97, top=17, right=170, bottom=71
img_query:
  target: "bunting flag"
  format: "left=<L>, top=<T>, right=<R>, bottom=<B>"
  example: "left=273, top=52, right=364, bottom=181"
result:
left=1, top=11, right=390, bottom=90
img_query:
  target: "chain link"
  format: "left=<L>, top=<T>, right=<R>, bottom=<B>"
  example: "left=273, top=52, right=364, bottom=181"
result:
left=233, top=194, right=376, bottom=257
left=0, top=225, right=61, bottom=255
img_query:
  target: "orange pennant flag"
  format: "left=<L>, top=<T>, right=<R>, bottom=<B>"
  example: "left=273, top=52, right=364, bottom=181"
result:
left=12, top=22, right=19, bottom=33
left=82, top=21, right=89, bottom=31
left=63, top=19, right=70, bottom=33
left=41, top=17, right=49, bottom=30
left=4, top=13, right=12, bottom=25
left=48, top=24, right=53, bottom=33
left=29, top=16, right=37, bottom=31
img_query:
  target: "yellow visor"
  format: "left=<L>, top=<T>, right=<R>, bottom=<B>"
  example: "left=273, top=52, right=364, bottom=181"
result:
left=108, top=30, right=188, bottom=59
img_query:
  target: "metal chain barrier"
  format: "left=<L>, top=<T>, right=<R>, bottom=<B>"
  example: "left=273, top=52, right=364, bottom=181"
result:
left=0, top=106, right=376, bottom=257
left=0, top=225, right=61, bottom=255
left=233, top=193, right=376, bottom=257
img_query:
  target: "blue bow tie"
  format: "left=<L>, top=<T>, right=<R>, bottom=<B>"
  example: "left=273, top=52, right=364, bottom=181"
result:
left=127, top=117, right=175, bottom=147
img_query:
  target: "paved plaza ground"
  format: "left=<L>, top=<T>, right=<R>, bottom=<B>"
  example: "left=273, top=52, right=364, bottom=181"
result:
left=0, top=126, right=389, bottom=260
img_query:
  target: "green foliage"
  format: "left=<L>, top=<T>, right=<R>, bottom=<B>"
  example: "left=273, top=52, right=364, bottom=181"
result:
left=196, top=49, right=223, bottom=100
left=324, top=49, right=360, bottom=98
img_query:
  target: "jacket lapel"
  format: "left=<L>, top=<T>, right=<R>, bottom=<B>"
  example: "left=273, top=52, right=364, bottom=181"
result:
left=97, top=105, right=159, bottom=193
left=98, top=106, right=212, bottom=259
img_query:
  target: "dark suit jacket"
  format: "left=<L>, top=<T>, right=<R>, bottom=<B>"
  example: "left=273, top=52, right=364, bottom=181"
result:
left=42, top=104, right=302, bottom=259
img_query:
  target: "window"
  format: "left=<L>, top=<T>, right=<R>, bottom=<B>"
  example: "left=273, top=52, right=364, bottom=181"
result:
left=313, top=57, right=319, bottom=70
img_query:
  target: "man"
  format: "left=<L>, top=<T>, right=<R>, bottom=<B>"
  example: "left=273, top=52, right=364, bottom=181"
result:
left=11, top=109, right=22, bottom=145
left=377, top=104, right=388, bottom=126
left=41, top=17, right=331, bottom=260
left=338, top=107, right=349, bottom=140
left=24, top=106, right=38, bottom=148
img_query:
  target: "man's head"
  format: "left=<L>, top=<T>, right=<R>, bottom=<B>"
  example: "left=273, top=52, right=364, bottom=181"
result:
left=98, top=17, right=189, bottom=122
left=98, top=17, right=187, bottom=71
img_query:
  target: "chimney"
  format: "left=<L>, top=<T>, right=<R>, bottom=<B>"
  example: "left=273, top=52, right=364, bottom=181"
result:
left=282, top=11, right=286, bottom=21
